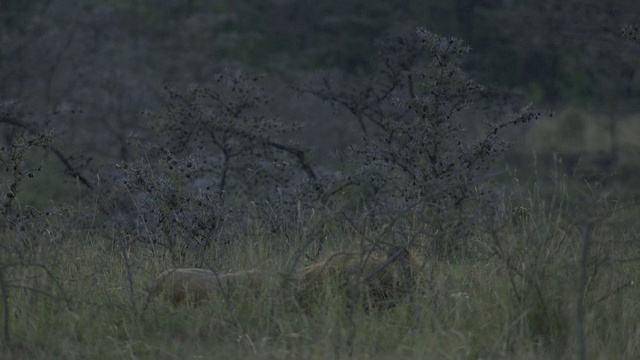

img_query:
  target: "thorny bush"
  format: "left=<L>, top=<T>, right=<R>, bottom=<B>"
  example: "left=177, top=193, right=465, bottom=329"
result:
left=301, top=28, right=537, bottom=255
left=110, top=70, right=327, bottom=262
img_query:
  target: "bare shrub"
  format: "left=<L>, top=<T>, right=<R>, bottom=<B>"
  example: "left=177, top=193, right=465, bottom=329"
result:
left=0, top=113, right=64, bottom=345
left=154, top=69, right=323, bottom=208
left=108, top=69, right=331, bottom=262
left=114, top=154, right=229, bottom=264
left=300, top=28, right=537, bottom=256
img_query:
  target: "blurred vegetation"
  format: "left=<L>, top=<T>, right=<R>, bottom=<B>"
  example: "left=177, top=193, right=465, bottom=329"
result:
left=0, top=0, right=639, bottom=358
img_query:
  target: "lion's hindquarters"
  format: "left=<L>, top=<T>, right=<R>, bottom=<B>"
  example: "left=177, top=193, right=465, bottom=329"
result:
left=151, top=268, right=264, bottom=306
left=151, top=268, right=221, bottom=306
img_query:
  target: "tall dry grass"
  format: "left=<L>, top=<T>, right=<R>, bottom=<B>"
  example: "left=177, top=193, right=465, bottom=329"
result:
left=0, top=174, right=639, bottom=359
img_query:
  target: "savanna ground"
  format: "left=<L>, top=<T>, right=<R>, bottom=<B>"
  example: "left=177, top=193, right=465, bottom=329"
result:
left=1, top=140, right=640, bottom=360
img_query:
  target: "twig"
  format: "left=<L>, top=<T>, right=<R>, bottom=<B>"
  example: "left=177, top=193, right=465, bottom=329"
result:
left=0, top=265, right=10, bottom=344
left=576, top=222, right=592, bottom=360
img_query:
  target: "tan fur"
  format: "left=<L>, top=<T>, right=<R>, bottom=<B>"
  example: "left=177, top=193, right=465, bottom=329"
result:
left=151, top=248, right=420, bottom=311
left=151, top=268, right=262, bottom=306
left=294, top=248, right=420, bottom=311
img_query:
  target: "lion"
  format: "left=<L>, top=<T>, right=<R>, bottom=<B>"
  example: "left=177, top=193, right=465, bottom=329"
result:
left=150, top=268, right=263, bottom=306
left=294, top=247, right=421, bottom=312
